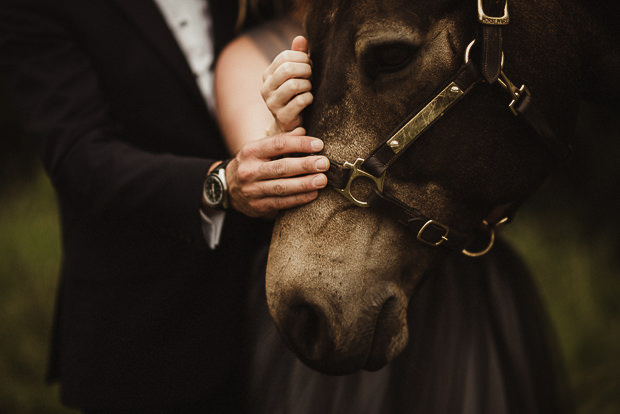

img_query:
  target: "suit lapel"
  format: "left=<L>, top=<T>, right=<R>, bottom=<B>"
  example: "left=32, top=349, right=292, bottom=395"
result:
left=109, top=0, right=206, bottom=108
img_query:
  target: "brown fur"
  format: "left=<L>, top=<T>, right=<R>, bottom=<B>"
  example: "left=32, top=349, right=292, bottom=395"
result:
left=266, top=0, right=619, bottom=374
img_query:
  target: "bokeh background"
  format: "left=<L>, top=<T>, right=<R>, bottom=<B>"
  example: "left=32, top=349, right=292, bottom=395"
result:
left=1, top=81, right=619, bottom=412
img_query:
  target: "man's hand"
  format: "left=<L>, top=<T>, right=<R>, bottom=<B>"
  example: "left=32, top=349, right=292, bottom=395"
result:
left=226, top=127, right=329, bottom=218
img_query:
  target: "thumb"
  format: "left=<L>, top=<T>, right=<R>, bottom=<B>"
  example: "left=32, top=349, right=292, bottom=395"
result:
left=291, top=35, right=308, bottom=53
left=285, top=126, right=306, bottom=136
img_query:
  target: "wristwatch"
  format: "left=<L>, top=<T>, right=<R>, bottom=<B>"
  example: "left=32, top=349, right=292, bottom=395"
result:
left=202, top=159, right=231, bottom=210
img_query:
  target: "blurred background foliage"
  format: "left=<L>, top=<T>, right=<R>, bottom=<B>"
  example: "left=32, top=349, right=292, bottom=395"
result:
left=1, top=80, right=619, bottom=412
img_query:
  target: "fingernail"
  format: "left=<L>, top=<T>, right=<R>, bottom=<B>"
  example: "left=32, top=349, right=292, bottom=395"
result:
left=313, top=174, right=327, bottom=187
left=311, top=139, right=323, bottom=151
left=315, top=157, right=329, bottom=171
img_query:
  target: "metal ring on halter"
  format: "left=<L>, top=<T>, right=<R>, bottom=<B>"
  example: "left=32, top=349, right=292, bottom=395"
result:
left=464, top=39, right=505, bottom=67
left=335, top=158, right=386, bottom=207
left=461, top=221, right=496, bottom=257
left=464, top=39, right=476, bottom=64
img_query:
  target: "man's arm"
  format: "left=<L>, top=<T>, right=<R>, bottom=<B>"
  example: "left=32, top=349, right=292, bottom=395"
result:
left=0, top=3, right=213, bottom=243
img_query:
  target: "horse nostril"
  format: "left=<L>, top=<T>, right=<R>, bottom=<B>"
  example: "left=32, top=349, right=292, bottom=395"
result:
left=284, top=302, right=329, bottom=362
left=365, top=295, right=405, bottom=371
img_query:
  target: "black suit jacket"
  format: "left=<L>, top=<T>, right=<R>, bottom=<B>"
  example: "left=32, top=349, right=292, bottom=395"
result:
left=0, top=0, right=270, bottom=410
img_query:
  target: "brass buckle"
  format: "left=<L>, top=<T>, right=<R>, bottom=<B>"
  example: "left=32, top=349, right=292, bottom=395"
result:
left=498, top=70, right=531, bottom=116
left=335, top=158, right=386, bottom=207
left=417, top=220, right=450, bottom=247
left=477, top=0, right=509, bottom=25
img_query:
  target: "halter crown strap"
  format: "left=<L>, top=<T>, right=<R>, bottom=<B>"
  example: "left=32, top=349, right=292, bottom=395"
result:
left=478, top=0, right=508, bottom=83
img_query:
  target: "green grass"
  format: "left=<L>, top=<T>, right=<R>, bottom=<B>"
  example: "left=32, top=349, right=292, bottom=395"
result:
left=0, top=167, right=618, bottom=413
left=504, top=197, right=620, bottom=414
left=0, top=171, right=76, bottom=414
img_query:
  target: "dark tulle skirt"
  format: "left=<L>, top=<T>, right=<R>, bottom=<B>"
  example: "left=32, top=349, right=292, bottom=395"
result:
left=244, top=238, right=571, bottom=413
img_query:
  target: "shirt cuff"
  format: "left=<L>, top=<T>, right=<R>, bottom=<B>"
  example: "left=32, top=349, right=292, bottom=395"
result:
left=200, top=208, right=226, bottom=249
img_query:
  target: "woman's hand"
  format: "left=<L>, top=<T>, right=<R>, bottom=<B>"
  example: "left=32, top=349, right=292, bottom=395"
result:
left=261, top=36, right=313, bottom=135
left=226, top=127, right=329, bottom=218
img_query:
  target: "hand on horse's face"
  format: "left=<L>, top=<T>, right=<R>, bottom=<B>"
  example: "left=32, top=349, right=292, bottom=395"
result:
left=226, top=128, right=330, bottom=218
left=261, top=36, right=313, bottom=135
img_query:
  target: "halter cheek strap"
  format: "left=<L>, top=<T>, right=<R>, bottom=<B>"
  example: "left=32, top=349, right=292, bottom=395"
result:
left=323, top=0, right=572, bottom=255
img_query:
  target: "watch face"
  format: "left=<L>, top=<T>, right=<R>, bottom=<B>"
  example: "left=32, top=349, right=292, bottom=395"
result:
left=204, top=175, right=224, bottom=206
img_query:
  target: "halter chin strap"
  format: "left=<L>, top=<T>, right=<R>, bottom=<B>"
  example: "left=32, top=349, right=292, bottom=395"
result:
left=324, top=0, right=572, bottom=255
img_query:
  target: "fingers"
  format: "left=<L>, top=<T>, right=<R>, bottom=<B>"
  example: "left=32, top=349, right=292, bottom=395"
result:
left=261, top=62, right=312, bottom=107
left=291, top=36, right=308, bottom=53
left=263, top=50, right=311, bottom=83
left=227, top=152, right=329, bottom=218
left=241, top=134, right=324, bottom=160
left=231, top=190, right=321, bottom=218
left=239, top=173, right=327, bottom=198
left=261, top=37, right=313, bottom=135
left=254, top=155, right=329, bottom=181
left=271, top=91, right=313, bottom=132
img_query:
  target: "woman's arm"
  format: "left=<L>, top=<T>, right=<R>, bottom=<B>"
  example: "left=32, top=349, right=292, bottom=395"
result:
left=215, top=32, right=313, bottom=155
left=215, top=35, right=274, bottom=155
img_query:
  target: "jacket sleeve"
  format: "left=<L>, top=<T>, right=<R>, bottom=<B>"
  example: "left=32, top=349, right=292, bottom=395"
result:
left=0, top=3, right=215, bottom=245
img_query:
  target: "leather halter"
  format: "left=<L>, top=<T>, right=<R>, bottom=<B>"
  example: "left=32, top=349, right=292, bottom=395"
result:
left=324, top=0, right=572, bottom=256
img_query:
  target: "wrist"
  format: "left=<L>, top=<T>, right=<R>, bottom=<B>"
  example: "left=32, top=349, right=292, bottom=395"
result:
left=202, top=159, right=232, bottom=211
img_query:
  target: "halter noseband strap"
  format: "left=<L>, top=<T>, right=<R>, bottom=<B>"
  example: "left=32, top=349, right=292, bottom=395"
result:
left=324, top=0, right=572, bottom=256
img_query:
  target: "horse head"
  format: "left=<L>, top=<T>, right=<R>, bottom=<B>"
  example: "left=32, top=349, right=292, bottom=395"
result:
left=265, top=0, right=618, bottom=374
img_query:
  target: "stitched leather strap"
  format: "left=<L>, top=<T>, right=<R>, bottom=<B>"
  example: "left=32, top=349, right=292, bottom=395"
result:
left=478, top=0, right=507, bottom=83
left=367, top=191, right=473, bottom=250
left=361, top=62, right=483, bottom=178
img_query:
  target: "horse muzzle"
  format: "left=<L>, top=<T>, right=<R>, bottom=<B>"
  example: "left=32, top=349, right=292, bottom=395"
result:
left=267, top=282, right=409, bottom=374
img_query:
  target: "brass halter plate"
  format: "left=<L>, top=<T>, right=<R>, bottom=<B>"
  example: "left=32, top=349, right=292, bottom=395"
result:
left=386, top=82, right=464, bottom=154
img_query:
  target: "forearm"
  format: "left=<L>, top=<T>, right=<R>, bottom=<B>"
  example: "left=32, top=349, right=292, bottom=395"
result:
left=214, top=35, right=274, bottom=155
left=0, top=3, right=215, bottom=242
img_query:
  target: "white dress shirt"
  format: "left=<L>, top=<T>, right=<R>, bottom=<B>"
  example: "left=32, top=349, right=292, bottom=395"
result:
left=154, top=0, right=225, bottom=249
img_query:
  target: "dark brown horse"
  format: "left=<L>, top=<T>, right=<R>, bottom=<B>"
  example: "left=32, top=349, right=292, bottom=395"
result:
left=249, top=0, right=618, bottom=412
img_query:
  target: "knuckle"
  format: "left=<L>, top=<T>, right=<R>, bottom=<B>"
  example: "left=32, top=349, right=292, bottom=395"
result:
left=265, top=96, right=277, bottom=112
left=236, top=164, right=254, bottom=182
left=274, top=107, right=287, bottom=121
left=262, top=66, right=272, bottom=83
left=273, top=182, right=286, bottom=195
left=260, top=83, right=269, bottom=100
left=296, top=93, right=313, bottom=108
left=299, top=178, right=313, bottom=192
left=272, top=135, right=287, bottom=152
left=272, top=161, right=284, bottom=176
left=296, top=79, right=311, bottom=92
left=302, top=157, right=314, bottom=171
left=291, top=79, right=305, bottom=94
left=275, top=159, right=290, bottom=176
left=280, top=62, right=294, bottom=78
left=278, top=51, right=291, bottom=62
left=302, top=63, right=313, bottom=77
left=272, top=197, right=287, bottom=210
left=238, top=144, right=256, bottom=160
left=240, top=187, right=252, bottom=199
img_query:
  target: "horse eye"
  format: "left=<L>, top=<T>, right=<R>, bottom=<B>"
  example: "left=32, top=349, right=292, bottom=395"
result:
left=361, top=42, right=417, bottom=78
